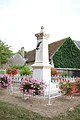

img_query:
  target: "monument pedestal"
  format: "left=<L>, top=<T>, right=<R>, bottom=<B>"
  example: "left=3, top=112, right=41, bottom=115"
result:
left=32, top=62, right=51, bottom=96
left=32, top=62, right=51, bottom=83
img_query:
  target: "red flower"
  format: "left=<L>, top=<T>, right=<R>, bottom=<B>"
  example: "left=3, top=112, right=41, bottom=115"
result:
left=71, top=86, right=75, bottom=91
left=68, top=80, right=70, bottom=82
left=51, top=68, right=59, bottom=76
left=6, top=68, right=18, bottom=76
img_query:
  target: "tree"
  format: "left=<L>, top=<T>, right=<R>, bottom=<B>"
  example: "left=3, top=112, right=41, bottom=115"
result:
left=0, top=40, right=13, bottom=65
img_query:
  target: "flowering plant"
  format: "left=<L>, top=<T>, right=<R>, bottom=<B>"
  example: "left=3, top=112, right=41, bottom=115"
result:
left=20, top=78, right=46, bottom=96
left=51, top=68, right=58, bottom=76
left=59, top=80, right=72, bottom=96
left=0, top=74, right=10, bottom=88
left=6, top=68, right=18, bottom=76
left=75, top=78, right=80, bottom=93
left=59, top=77, right=80, bottom=96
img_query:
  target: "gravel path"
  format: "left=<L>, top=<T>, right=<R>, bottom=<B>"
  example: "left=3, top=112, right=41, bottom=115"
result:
left=0, top=89, right=80, bottom=118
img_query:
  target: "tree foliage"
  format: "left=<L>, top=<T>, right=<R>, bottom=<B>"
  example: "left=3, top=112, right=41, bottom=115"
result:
left=53, top=37, right=80, bottom=68
left=0, top=40, right=13, bottom=65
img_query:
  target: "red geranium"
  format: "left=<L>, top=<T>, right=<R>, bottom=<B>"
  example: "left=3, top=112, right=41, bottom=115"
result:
left=6, top=68, right=18, bottom=76
left=51, top=68, right=58, bottom=76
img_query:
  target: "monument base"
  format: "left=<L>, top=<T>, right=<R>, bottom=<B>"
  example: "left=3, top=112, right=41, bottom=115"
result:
left=32, top=63, right=61, bottom=97
left=32, top=62, right=51, bottom=84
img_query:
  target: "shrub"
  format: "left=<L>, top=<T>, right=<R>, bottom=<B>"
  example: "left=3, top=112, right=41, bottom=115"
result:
left=11, top=65, right=24, bottom=70
left=59, top=78, right=80, bottom=96
left=75, top=78, right=80, bottom=93
left=20, top=78, right=46, bottom=96
left=59, top=81, right=72, bottom=96
left=51, top=68, right=58, bottom=76
left=60, top=71, right=69, bottom=77
left=6, top=68, right=18, bottom=76
left=19, top=66, right=32, bottom=76
left=0, top=74, right=10, bottom=88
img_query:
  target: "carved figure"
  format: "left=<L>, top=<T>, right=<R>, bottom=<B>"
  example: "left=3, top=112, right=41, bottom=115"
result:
left=36, top=41, right=42, bottom=50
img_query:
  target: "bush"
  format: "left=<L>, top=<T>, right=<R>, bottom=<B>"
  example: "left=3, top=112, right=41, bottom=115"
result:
left=59, top=78, right=80, bottom=96
left=0, top=74, right=10, bottom=88
left=51, top=68, right=58, bottom=76
left=11, top=65, right=24, bottom=70
left=60, top=71, right=69, bottom=77
left=19, top=66, right=32, bottom=76
left=20, top=78, right=46, bottom=95
left=6, top=68, right=18, bottom=76
left=59, top=81, right=71, bottom=96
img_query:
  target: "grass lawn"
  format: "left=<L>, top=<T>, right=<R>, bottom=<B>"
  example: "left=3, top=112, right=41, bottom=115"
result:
left=0, top=101, right=80, bottom=120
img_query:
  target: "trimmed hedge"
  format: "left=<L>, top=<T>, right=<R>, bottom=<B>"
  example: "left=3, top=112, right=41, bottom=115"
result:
left=53, top=37, right=80, bottom=68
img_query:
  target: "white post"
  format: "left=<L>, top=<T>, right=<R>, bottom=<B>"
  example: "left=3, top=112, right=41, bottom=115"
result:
left=10, top=76, right=13, bottom=94
left=48, top=79, right=52, bottom=105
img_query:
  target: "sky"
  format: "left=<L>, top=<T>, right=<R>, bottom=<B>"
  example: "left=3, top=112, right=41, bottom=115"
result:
left=0, top=0, right=80, bottom=52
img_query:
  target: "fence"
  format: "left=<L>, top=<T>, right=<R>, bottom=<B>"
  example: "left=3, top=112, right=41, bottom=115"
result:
left=0, top=74, right=77, bottom=104
left=51, top=75, right=75, bottom=83
left=8, top=75, right=76, bottom=95
left=46, top=76, right=77, bottom=104
left=8, top=75, right=33, bottom=98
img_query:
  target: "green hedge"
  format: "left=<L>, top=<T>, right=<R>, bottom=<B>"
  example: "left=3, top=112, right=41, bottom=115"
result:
left=53, top=37, right=80, bottom=68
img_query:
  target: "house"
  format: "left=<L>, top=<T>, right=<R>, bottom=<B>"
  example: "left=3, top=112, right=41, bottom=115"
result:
left=25, top=37, right=80, bottom=76
left=6, top=47, right=27, bottom=67
left=5, top=37, right=80, bottom=76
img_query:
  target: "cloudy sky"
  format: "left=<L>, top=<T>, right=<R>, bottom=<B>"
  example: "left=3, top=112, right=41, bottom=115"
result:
left=0, top=0, right=80, bottom=52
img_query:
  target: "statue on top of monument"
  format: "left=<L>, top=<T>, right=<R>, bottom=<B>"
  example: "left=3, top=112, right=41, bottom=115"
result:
left=40, top=26, right=44, bottom=33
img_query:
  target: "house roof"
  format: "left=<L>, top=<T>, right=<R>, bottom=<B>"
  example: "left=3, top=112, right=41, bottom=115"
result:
left=48, top=38, right=66, bottom=58
left=25, top=38, right=67, bottom=63
left=25, top=49, right=36, bottom=63
left=7, top=54, right=26, bottom=66
left=74, top=40, right=80, bottom=49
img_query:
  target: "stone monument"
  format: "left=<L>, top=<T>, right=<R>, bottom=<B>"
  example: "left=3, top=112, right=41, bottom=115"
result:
left=32, top=26, right=51, bottom=94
